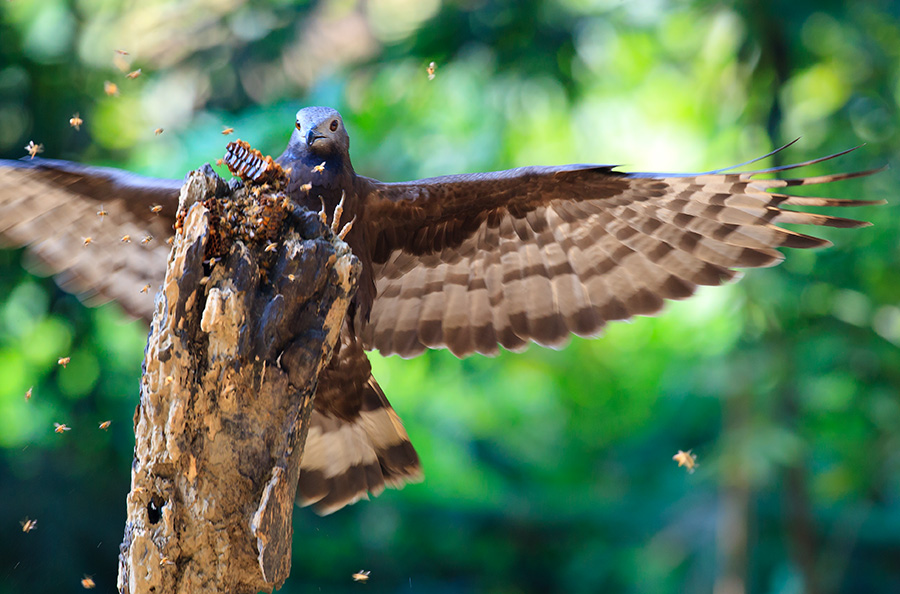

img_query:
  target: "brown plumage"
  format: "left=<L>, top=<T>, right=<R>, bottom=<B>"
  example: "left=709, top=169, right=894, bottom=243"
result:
left=0, top=107, right=883, bottom=514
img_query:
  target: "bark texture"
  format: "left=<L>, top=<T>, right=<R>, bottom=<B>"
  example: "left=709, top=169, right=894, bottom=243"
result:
left=117, top=165, right=359, bottom=593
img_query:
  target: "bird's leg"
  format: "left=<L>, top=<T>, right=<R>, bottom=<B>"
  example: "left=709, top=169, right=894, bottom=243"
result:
left=331, top=191, right=346, bottom=235
left=318, top=196, right=328, bottom=225
left=337, top=216, right=356, bottom=241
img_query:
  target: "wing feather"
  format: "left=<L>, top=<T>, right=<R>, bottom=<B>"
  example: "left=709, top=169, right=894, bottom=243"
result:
left=362, top=148, right=882, bottom=358
left=0, top=158, right=181, bottom=320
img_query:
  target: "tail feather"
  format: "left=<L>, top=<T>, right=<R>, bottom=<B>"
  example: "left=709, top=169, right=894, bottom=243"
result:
left=297, top=344, right=421, bottom=515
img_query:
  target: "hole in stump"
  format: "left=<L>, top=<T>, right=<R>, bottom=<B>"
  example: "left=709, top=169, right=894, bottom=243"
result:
left=147, top=496, right=164, bottom=524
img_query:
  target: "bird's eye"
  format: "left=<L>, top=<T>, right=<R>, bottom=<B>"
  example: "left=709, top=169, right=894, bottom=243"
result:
left=295, top=121, right=302, bottom=131
left=329, top=119, right=339, bottom=132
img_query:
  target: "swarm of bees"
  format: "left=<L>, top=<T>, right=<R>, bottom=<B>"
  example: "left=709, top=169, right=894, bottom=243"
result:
left=191, top=139, right=294, bottom=267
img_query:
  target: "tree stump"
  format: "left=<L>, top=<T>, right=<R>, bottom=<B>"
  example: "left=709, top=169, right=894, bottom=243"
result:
left=117, top=165, right=359, bottom=593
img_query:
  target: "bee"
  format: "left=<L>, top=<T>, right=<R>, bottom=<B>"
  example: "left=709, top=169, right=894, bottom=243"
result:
left=20, top=518, right=37, bottom=533
left=81, top=575, right=96, bottom=589
left=166, top=236, right=174, bottom=245
left=58, top=356, right=71, bottom=368
left=299, top=182, right=312, bottom=193
left=312, top=161, right=326, bottom=174
left=25, top=386, right=32, bottom=401
left=126, top=68, right=142, bottom=79
left=69, top=113, right=83, bottom=130
left=140, top=284, right=151, bottom=294
left=673, top=450, right=698, bottom=474
left=54, top=422, right=71, bottom=433
left=97, top=205, right=108, bottom=219
left=104, top=81, right=119, bottom=96
left=287, top=274, right=295, bottom=281
left=164, top=375, right=174, bottom=386
left=150, top=204, right=163, bottom=214
left=121, top=235, right=132, bottom=243
left=159, top=556, right=175, bottom=567
left=222, top=127, right=234, bottom=135
left=141, top=235, right=153, bottom=244
left=154, top=128, right=164, bottom=135
left=265, top=242, right=277, bottom=253
left=216, top=158, right=224, bottom=166
left=25, top=141, right=43, bottom=159
left=99, top=421, right=112, bottom=430
left=427, top=61, right=436, bottom=80
left=83, top=237, right=93, bottom=247
left=113, top=54, right=130, bottom=73
left=351, top=570, right=370, bottom=583
left=115, top=49, right=130, bottom=55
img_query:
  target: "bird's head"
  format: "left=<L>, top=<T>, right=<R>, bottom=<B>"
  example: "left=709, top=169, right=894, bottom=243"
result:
left=293, top=106, right=349, bottom=156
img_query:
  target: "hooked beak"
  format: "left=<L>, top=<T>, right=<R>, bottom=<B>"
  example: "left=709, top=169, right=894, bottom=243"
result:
left=306, top=128, right=325, bottom=147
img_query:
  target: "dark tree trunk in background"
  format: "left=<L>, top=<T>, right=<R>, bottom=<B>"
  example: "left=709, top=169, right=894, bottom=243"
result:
left=116, top=166, right=359, bottom=593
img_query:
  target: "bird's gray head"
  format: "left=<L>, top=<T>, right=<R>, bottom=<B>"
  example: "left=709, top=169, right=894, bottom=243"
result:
left=293, top=106, right=349, bottom=156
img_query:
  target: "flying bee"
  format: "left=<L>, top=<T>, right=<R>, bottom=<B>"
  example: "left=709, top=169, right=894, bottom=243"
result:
left=427, top=61, right=436, bottom=80
left=54, top=422, right=71, bottom=433
left=150, top=204, right=163, bottom=214
left=121, top=235, right=131, bottom=243
left=312, top=161, right=326, bottom=173
left=351, top=570, right=370, bottom=583
left=159, top=556, right=175, bottom=567
left=99, top=421, right=111, bottom=430
left=20, top=518, right=37, bottom=533
left=104, top=81, right=119, bottom=96
left=265, top=242, right=277, bottom=253
left=164, top=375, right=174, bottom=386
left=113, top=53, right=130, bottom=73
left=25, top=141, right=43, bottom=159
left=83, top=237, right=93, bottom=247
left=154, top=128, right=164, bottom=135
left=25, top=386, right=32, bottom=401
left=69, top=113, right=83, bottom=130
left=166, top=236, right=174, bottom=245
left=126, top=68, right=142, bottom=79
left=58, top=356, right=70, bottom=368
left=299, top=182, right=312, bottom=193
left=81, top=575, right=96, bottom=589
left=222, top=127, right=234, bottom=135
left=97, top=205, right=108, bottom=219
left=216, top=158, right=224, bottom=166
left=141, top=235, right=153, bottom=244
left=140, top=284, right=151, bottom=293
left=673, top=450, right=698, bottom=474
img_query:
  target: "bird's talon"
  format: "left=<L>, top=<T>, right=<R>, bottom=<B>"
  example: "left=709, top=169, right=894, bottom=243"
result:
left=338, top=216, right=356, bottom=240
left=318, top=196, right=328, bottom=225
left=331, top=191, right=346, bottom=234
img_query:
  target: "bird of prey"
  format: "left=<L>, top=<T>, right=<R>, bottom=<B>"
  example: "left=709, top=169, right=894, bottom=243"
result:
left=0, top=106, right=882, bottom=513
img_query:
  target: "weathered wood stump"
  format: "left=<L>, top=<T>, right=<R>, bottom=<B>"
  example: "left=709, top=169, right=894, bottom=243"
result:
left=117, top=165, right=359, bottom=593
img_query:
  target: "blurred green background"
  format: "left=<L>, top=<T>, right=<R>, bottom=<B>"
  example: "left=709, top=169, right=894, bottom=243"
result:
left=1, top=0, right=899, bottom=592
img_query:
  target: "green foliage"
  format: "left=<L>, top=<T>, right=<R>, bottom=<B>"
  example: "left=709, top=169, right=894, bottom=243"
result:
left=1, top=0, right=898, bottom=592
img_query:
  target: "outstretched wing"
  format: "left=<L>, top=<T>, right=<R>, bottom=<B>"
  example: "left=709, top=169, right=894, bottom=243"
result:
left=0, top=158, right=181, bottom=320
left=361, top=145, right=883, bottom=358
